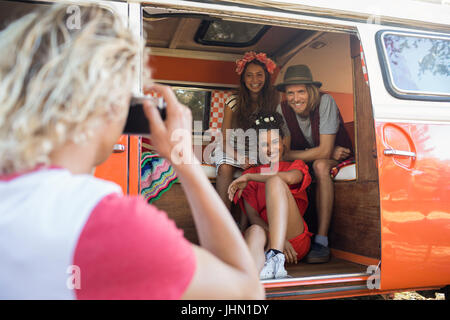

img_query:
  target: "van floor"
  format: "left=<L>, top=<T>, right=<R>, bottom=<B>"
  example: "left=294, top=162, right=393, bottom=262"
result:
left=285, top=256, right=367, bottom=278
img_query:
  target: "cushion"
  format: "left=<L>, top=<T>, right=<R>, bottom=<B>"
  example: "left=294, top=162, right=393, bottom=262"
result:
left=330, top=158, right=356, bottom=181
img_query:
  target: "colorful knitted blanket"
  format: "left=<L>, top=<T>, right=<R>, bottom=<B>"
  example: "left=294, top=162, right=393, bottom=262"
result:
left=140, top=136, right=178, bottom=204
left=141, top=152, right=178, bottom=203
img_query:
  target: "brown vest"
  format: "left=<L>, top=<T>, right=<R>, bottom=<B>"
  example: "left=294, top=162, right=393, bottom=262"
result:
left=280, top=96, right=353, bottom=153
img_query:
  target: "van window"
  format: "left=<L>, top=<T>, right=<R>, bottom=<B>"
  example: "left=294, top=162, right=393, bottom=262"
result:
left=377, top=31, right=450, bottom=100
left=173, top=87, right=212, bottom=131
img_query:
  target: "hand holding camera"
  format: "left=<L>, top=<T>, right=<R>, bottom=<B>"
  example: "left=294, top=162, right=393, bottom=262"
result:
left=141, top=84, right=196, bottom=166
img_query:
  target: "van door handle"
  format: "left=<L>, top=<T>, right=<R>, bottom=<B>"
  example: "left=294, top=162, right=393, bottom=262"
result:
left=383, top=148, right=416, bottom=158
left=113, top=144, right=126, bottom=153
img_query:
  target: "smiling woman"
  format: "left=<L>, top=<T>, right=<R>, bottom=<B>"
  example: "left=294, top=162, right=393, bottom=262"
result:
left=228, top=111, right=312, bottom=279
left=244, top=63, right=267, bottom=96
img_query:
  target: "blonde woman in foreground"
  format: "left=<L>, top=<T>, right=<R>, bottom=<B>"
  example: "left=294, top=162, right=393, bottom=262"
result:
left=0, top=4, right=263, bottom=300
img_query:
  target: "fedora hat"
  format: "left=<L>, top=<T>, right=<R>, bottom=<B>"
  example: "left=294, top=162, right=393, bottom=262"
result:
left=276, top=64, right=322, bottom=92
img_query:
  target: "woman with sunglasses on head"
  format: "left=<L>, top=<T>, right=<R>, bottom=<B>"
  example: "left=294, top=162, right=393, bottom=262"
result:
left=227, top=112, right=312, bottom=280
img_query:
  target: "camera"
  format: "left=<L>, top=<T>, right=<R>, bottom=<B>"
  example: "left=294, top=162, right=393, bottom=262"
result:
left=123, top=95, right=167, bottom=135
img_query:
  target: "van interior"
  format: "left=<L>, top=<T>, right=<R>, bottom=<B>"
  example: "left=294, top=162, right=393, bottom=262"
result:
left=2, top=1, right=382, bottom=298
left=141, top=6, right=381, bottom=296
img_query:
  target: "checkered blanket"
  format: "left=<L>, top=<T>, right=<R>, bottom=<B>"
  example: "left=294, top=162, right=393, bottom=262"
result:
left=209, top=90, right=235, bottom=130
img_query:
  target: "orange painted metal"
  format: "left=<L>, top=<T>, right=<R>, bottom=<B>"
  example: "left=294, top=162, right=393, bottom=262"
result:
left=128, top=135, right=141, bottom=196
left=375, top=121, right=450, bottom=290
left=330, top=248, right=380, bottom=267
left=149, top=55, right=239, bottom=85
left=94, top=135, right=129, bottom=194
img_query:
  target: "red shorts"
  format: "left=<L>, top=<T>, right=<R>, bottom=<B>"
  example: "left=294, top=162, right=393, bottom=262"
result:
left=287, top=220, right=312, bottom=261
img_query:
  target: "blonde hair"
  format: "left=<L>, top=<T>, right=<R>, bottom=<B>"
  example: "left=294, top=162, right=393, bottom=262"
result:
left=305, top=84, right=321, bottom=112
left=0, top=4, right=142, bottom=174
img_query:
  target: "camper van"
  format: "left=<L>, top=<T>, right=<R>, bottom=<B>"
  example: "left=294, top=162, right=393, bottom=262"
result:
left=2, top=0, right=449, bottom=299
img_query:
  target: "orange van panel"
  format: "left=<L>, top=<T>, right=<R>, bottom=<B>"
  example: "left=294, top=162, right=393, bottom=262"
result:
left=325, top=91, right=354, bottom=123
left=376, top=121, right=450, bottom=290
left=94, top=135, right=128, bottom=194
left=128, top=135, right=140, bottom=196
left=149, top=54, right=281, bottom=86
left=149, top=55, right=239, bottom=85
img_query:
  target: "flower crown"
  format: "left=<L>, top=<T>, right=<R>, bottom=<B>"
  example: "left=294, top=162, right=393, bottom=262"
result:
left=254, top=115, right=276, bottom=126
left=235, top=51, right=277, bottom=75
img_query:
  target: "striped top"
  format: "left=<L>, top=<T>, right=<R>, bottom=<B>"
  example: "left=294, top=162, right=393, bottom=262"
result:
left=223, top=94, right=253, bottom=156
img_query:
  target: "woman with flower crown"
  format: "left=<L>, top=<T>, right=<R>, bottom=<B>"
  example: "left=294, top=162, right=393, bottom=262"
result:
left=214, top=52, right=279, bottom=228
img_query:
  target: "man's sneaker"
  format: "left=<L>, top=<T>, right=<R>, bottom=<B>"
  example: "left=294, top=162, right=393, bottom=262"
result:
left=304, top=242, right=330, bottom=264
left=259, top=251, right=288, bottom=280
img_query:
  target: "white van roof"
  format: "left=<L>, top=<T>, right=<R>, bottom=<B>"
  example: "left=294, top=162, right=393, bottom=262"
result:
left=28, top=0, right=450, bottom=32
left=139, top=0, right=450, bottom=31
left=205, top=0, right=450, bottom=27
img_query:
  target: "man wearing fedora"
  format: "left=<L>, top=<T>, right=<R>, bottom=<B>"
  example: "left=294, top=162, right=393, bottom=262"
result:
left=275, top=64, right=353, bottom=263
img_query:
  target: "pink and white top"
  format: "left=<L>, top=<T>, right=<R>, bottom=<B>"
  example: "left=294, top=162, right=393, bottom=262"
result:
left=0, top=167, right=196, bottom=300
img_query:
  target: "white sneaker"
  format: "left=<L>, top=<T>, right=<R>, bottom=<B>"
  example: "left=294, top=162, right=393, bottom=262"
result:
left=260, top=251, right=275, bottom=280
left=272, top=253, right=288, bottom=279
left=259, top=251, right=288, bottom=280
